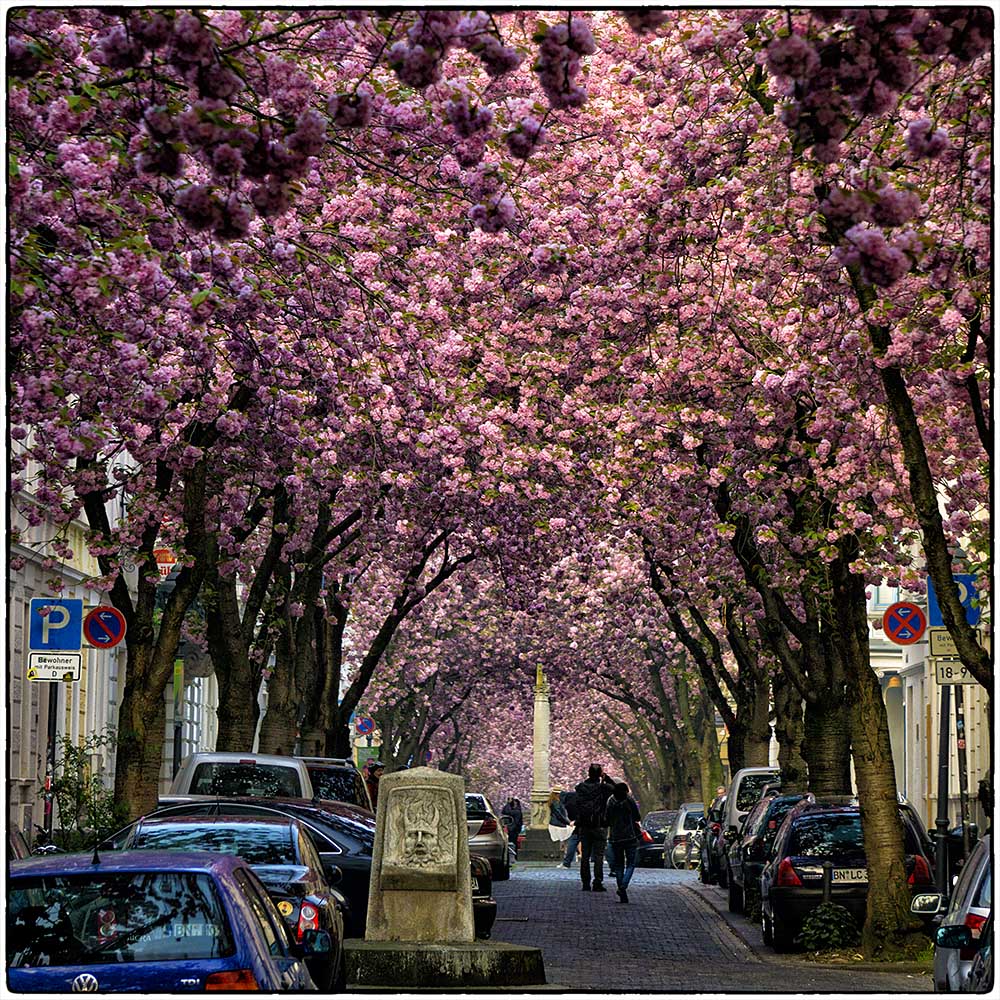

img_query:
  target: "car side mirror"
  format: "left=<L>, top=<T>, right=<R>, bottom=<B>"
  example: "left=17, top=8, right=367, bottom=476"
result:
left=910, top=892, right=943, bottom=915
left=935, top=925, right=973, bottom=950
left=300, top=928, right=333, bottom=956
left=322, top=863, right=343, bottom=887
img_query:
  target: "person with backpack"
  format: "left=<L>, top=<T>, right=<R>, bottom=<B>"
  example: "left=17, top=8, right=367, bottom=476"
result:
left=574, top=763, right=616, bottom=892
left=605, top=781, right=642, bottom=903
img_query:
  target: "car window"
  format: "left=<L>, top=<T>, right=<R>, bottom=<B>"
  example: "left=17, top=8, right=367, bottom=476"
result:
left=308, top=766, right=366, bottom=805
left=130, top=822, right=296, bottom=866
left=191, top=762, right=302, bottom=798
left=466, top=796, right=490, bottom=819
left=973, top=862, right=991, bottom=909
left=945, top=837, right=987, bottom=920
left=299, top=829, right=324, bottom=873
left=742, top=801, right=770, bottom=838
left=785, top=813, right=911, bottom=858
left=683, top=810, right=704, bottom=830
left=762, top=798, right=807, bottom=850
left=8, top=872, right=234, bottom=967
left=736, top=774, right=776, bottom=811
left=643, top=812, right=675, bottom=834
left=234, top=868, right=287, bottom=958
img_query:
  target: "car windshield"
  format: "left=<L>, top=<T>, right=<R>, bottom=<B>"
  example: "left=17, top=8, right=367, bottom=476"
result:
left=190, top=762, right=301, bottom=797
left=737, top=774, right=776, bottom=811
left=8, top=872, right=233, bottom=967
left=466, top=797, right=491, bottom=819
left=132, top=823, right=295, bottom=866
left=683, top=811, right=704, bottom=830
left=762, top=798, right=806, bottom=847
left=787, top=812, right=922, bottom=859
left=308, top=767, right=365, bottom=805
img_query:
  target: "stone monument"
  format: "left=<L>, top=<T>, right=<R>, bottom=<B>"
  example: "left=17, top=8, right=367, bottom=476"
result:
left=517, top=665, right=563, bottom=861
left=344, top=766, right=546, bottom=988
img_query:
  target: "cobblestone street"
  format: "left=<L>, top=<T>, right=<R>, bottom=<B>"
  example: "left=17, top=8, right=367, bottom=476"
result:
left=492, top=863, right=933, bottom=993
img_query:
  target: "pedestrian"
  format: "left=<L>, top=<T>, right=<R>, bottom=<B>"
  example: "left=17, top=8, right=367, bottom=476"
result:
left=605, top=781, right=641, bottom=903
left=365, top=760, right=384, bottom=811
left=559, top=790, right=581, bottom=868
left=574, top=763, right=616, bottom=892
left=501, top=797, right=523, bottom=855
left=547, top=790, right=573, bottom=853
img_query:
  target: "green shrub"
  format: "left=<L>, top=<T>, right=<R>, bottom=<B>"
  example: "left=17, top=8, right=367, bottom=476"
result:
left=800, top=901, right=861, bottom=951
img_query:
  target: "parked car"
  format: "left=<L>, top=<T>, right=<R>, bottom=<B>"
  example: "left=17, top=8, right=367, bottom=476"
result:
left=722, top=767, right=780, bottom=839
left=122, top=814, right=344, bottom=989
left=665, top=802, right=704, bottom=869
left=298, top=756, right=373, bottom=812
left=104, top=796, right=375, bottom=938
left=465, top=793, right=510, bottom=880
left=914, top=832, right=991, bottom=991
left=7, top=850, right=327, bottom=992
left=469, top=854, right=498, bottom=940
left=164, top=752, right=316, bottom=802
left=963, top=912, right=993, bottom=993
left=700, top=792, right=727, bottom=885
left=760, top=800, right=934, bottom=952
left=726, top=792, right=810, bottom=914
left=637, top=810, right=676, bottom=868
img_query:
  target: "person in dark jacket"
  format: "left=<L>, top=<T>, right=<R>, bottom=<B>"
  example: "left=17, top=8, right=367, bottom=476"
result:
left=501, top=797, right=523, bottom=856
left=606, top=782, right=641, bottom=903
left=574, top=763, right=616, bottom=891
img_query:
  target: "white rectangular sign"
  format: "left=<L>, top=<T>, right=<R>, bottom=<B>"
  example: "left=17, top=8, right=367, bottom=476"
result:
left=933, top=658, right=977, bottom=685
left=929, top=627, right=983, bottom=657
left=27, top=651, right=82, bottom=682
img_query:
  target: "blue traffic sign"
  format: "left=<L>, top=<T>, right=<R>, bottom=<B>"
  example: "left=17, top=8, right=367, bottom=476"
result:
left=83, top=606, right=127, bottom=649
left=29, top=598, right=83, bottom=651
left=927, top=574, right=979, bottom=627
left=356, top=716, right=375, bottom=735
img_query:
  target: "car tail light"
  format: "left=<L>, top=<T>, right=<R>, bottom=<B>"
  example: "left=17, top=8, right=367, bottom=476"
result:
left=641, top=829, right=653, bottom=843
left=960, top=912, right=987, bottom=960
left=775, top=858, right=802, bottom=887
left=711, top=823, right=721, bottom=835
left=907, top=855, right=932, bottom=886
left=206, top=970, right=259, bottom=990
left=479, top=817, right=498, bottom=835
left=672, top=834, right=684, bottom=846
left=297, top=902, right=320, bottom=942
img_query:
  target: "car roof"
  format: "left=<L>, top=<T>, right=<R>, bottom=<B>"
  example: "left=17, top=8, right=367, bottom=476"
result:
left=162, top=794, right=372, bottom=818
left=184, top=752, right=304, bottom=765
left=299, top=757, right=357, bottom=767
left=139, top=814, right=296, bottom=828
left=679, top=802, right=704, bottom=810
left=9, top=849, right=247, bottom=876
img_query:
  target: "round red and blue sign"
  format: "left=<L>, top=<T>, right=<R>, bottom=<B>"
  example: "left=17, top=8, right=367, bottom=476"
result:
left=882, top=602, right=926, bottom=645
left=355, top=716, right=375, bottom=735
left=83, top=606, right=127, bottom=649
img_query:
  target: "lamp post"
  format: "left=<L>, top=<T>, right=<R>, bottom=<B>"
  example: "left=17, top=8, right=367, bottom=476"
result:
left=934, top=684, right=951, bottom=895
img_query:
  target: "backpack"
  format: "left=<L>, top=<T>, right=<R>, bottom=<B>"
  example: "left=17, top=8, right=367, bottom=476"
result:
left=577, top=786, right=608, bottom=827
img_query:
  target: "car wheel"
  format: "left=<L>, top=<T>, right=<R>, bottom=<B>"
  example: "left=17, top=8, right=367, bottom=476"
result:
left=771, top=911, right=794, bottom=952
left=727, top=875, right=744, bottom=914
left=761, top=907, right=773, bottom=946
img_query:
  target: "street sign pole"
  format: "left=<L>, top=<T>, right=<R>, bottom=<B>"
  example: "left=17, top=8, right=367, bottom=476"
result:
left=43, top=683, right=60, bottom=841
left=934, top=683, right=951, bottom=895
left=954, top=686, right=970, bottom=858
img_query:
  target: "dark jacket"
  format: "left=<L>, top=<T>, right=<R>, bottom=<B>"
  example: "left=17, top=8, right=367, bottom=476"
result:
left=574, top=777, right=615, bottom=832
left=549, top=799, right=570, bottom=827
left=501, top=802, right=523, bottom=834
left=563, top=792, right=579, bottom=823
left=606, top=794, right=641, bottom=844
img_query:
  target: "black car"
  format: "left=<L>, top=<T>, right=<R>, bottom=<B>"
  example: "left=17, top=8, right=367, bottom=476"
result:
left=700, top=792, right=727, bottom=885
left=760, top=801, right=935, bottom=952
left=726, top=793, right=810, bottom=914
left=123, top=813, right=345, bottom=989
left=637, top=810, right=676, bottom=868
left=298, top=757, right=374, bottom=812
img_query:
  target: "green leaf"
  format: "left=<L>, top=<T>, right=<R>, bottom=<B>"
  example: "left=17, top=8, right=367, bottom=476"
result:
left=190, top=289, right=213, bottom=307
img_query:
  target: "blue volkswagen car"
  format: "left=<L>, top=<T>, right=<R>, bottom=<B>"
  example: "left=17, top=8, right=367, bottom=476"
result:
left=7, top=850, right=329, bottom=992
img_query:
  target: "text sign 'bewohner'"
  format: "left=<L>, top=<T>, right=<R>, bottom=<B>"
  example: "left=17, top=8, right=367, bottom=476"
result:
left=28, top=651, right=83, bottom=682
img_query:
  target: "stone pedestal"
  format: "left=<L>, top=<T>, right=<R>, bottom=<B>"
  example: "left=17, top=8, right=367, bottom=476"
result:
left=516, top=826, right=564, bottom=861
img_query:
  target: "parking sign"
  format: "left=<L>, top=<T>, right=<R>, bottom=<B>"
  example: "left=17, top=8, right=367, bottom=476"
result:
left=29, top=598, right=84, bottom=651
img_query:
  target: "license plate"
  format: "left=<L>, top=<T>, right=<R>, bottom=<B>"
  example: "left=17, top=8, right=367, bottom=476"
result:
left=833, top=868, right=867, bottom=883
left=471, top=878, right=479, bottom=892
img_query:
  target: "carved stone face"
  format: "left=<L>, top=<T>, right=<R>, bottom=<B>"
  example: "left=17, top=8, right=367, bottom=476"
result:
left=403, top=820, right=438, bottom=866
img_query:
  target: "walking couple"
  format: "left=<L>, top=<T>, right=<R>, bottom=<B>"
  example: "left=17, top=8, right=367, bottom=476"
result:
left=569, top=763, right=641, bottom=903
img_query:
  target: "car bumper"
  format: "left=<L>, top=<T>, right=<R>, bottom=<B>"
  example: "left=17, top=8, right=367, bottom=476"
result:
left=636, top=844, right=665, bottom=866
left=768, top=885, right=869, bottom=924
left=469, top=837, right=507, bottom=863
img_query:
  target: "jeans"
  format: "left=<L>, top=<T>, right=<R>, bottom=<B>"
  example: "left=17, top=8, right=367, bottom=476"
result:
left=609, top=841, right=638, bottom=892
left=580, top=829, right=608, bottom=887
left=562, top=829, right=580, bottom=866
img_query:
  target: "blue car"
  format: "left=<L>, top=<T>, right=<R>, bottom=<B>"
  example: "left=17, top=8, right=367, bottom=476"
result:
left=7, top=850, right=330, bottom=992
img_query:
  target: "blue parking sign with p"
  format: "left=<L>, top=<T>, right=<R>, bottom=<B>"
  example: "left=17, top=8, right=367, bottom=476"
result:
left=29, top=598, right=84, bottom=651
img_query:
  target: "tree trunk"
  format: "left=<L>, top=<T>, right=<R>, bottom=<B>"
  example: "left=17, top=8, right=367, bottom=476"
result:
left=697, top=704, right=725, bottom=804
left=113, top=652, right=168, bottom=816
left=802, top=691, right=852, bottom=797
left=833, top=551, right=923, bottom=959
left=772, top=671, right=808, bottom=793
left=257, top=624, right=300, bottom=756
left=730, top=677, right=772, bottom=773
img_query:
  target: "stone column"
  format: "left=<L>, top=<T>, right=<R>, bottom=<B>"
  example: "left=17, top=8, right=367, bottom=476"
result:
left=517, top=665, right=561, bottom=860
left=529, top=664, right=550, bottom=829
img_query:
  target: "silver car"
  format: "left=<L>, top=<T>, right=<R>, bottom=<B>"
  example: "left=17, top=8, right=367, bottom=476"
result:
left=465, top=793, right=510, bottom=881
left=932, top=834, right=992, bottom=991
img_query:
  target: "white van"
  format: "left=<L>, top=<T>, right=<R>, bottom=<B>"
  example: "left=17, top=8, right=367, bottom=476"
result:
left=723, top=766, right=780, bottom=836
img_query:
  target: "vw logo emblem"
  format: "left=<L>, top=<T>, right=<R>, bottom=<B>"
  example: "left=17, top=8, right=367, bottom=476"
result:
left=71, top=973, right=99, bottom=992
